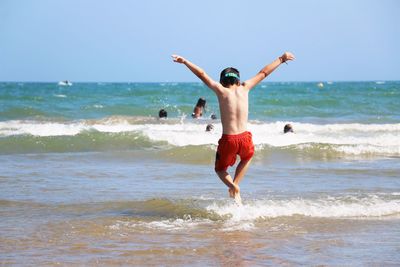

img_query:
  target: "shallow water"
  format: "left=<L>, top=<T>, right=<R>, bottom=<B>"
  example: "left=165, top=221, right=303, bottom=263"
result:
left=1, top=151, right=399, bottom=266
left=1, top=82, right=400, bottom=265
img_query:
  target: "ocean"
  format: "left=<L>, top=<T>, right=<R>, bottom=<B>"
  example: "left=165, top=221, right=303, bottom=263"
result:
left=1, top=81, right=399, bottom=266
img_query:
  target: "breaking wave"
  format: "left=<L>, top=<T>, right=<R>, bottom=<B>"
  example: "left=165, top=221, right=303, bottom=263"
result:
left=0, top=117, right=399, bottom=156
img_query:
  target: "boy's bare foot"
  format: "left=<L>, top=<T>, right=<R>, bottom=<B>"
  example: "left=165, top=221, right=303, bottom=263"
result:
left=228, top=187, right=235, bottom=198
left=234, top=192, right=242, bottom=206
left=228, top=185, right=242, bottom=205
left=228, top=183, right=240, bottom=198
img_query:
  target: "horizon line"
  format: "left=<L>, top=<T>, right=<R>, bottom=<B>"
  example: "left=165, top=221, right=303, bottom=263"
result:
left=0, top=80, right=399, bottom=84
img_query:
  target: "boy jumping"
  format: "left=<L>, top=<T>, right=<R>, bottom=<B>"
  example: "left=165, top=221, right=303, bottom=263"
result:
left=172, top=52, right=295, bottom=203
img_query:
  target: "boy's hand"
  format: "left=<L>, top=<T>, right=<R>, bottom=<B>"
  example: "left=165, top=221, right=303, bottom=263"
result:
left=172, top=54, right=186, bottom=64
left=280, top=52, right=295, bottom=63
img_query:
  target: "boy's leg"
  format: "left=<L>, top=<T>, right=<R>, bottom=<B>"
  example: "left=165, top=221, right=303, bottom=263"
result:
left=234, top=132, right=254, bottom=187
left=233, top=159, right=252, bottom=186
left=216, top=170, right=240, bottom=197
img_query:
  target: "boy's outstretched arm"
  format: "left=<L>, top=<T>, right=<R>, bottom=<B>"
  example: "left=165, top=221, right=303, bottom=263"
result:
left=244, top=52, right=295, bottom=90
left=172, top=55, right=222, bottom=93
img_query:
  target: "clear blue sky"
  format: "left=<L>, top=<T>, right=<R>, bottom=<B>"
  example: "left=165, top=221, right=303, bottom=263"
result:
left=1, top=0, right=399, bottom=82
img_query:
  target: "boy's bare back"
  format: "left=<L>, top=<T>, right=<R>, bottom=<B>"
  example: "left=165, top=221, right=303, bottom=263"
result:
left=214, top=84, right=249, bottom=134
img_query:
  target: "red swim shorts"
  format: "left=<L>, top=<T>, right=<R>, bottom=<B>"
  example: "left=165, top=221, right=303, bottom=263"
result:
left=215, top=131, right=254, bottom=172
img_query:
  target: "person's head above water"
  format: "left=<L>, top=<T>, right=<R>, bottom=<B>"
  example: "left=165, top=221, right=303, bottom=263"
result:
left=220, top=67, right=240, bottom=87
left=158, top=109, right=167, bottom=118
left=284, top=123, right=294, bottom=133
left=195, top=97, right=206, bottom=108
left=192, top=98, right=206, bottom=118
left=206, top=124, right=214, bottom=132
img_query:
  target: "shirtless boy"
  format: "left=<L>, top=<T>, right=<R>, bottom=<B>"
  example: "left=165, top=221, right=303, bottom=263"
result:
left=172, top=52, right=295, bottom=202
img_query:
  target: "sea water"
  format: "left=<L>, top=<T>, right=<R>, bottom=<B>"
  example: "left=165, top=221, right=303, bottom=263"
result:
left=1, top=81, right=399, bottom=265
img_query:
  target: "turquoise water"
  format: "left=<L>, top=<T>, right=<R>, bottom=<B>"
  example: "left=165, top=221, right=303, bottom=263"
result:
left=1, top=81, right=400, bottom=265
left=1, top=81, right=399, bottom=122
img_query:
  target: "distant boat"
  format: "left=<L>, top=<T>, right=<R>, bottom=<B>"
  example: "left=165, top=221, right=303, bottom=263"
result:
left=317, top=82, right=324, bottom=88
left=58, top=80, right=73, bottom=86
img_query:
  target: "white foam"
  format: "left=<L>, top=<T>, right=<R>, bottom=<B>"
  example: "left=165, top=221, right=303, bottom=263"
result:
left=0, top=120, right=86, bottom=136
left=249, top=122, right=400, bottom=155
left=206, top=194, right=400, bottom=220
left=54, top=94, right=67, bottom=98
left=109, top=216, right=213, bottom=232
left=106, top=194, right=400, bottom=233
left=221, top=221, right=255, bottom=231
left=250, top=122, right=400, bottom=147
left=138, top=123, right=222, bottom=146
left=0, top=119, right=399, bottom=155
left=108, top=215, right=255, bottom=232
